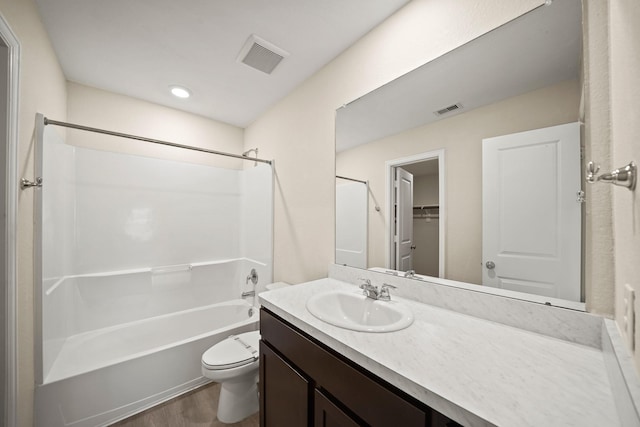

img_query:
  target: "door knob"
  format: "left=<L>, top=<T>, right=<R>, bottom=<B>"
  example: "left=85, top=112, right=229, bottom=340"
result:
left=410, top=245, right=416, bottom=250
left=485, top=261, right=495, bottom=270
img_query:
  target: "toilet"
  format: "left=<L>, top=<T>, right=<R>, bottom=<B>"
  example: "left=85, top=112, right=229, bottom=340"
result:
left=201, top=282, right=290, bottom=423
left=202, top=330, right=261, bottom=423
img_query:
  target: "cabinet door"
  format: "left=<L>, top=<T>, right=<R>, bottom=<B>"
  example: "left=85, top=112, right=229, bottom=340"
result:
left=260, top=341, right=310, bottom=427
left=314, top=389, right=361, bottom=427
left=431, top=411, right=463, bottom=427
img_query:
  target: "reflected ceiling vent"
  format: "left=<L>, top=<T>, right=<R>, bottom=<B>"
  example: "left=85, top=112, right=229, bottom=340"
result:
left=237, top=34, right=289, bottom=75
left=434, top=103, right=463, bottom=116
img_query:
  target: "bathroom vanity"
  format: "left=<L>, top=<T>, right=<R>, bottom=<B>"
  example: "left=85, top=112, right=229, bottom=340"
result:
left=259, top=265, right=640, bottom=427
left=260, top=308, right=459, bottom=426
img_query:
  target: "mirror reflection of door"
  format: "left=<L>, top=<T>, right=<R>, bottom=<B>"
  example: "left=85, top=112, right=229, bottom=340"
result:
left=392, top=159, right=440, bottom=275
left=482, top=122, right=581, bottom=301
left=335, top=178, right=368, bottom=269
left=394, top=167, right=413, bottom=271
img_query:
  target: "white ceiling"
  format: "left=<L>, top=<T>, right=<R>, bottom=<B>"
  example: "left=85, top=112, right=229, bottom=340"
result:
left=335, top=0, right=583, bottom=152
left=34, top=0, right=410, bottom=128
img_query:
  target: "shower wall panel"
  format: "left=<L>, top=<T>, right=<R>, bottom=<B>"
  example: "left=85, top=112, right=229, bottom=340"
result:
left=39, top=127, right=273, bottom=383
left=241, top=163, right=274, bottom=274
left=41, top=126, right=76, bottom=378
left=42, top=126, right=75, bottom=284
left=73, top=148, right=242, bottom=274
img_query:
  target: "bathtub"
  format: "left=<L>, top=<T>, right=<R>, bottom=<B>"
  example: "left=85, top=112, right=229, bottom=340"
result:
left=35, top=298, right=259, bottom=427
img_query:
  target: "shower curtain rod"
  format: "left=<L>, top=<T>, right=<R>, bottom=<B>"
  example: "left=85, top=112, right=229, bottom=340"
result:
left=43, top=117, right=272, bottom=165
left=336, top=175, right=367, bottom=184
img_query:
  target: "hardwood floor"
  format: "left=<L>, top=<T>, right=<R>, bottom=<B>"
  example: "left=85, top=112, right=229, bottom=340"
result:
left=110, top=382, right=259, bottom=427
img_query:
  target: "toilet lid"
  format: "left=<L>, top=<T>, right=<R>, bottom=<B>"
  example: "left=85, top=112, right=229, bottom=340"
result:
left=202, top=330, right=260, bottom=370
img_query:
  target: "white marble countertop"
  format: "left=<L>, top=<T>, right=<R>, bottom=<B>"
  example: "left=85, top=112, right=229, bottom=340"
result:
left=259, top=278, right=620, bottom=427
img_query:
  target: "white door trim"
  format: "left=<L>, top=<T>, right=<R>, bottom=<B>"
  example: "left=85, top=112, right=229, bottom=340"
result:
left=385, top=149, right=445, bottom=277
left=0, top=12, right=20, bottom=427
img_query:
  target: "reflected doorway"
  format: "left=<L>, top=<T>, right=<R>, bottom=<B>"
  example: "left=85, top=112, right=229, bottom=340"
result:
left=386, top=150, right=445, bottom=277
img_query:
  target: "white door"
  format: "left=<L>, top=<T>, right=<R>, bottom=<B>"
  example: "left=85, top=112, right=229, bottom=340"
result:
left=395, top=168, right=414, bottom=271
left=482, top=122, right=581, bottom=301
left=335, top=181, right=368, bottom=268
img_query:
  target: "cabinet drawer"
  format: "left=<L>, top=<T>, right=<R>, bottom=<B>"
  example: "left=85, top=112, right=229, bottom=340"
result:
left=261, top=308, right=428, bottom=427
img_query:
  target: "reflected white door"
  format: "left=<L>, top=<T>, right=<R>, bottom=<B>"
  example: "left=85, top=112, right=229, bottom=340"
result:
left=482, top=122, right=581, bottom=301
left=395, top=168, right=414, bottom=271
left=335, top=181, right=368, bottom=268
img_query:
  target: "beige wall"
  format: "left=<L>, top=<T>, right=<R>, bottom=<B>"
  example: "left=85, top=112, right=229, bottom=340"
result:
left=66, top=82, right=244, bottom=169
left=0, top=0, right=67, bottom=426
left=582, top=0, right=615, bottom=316
left=337, top=79, right=580, bottom=284
left=245, top=0, right=545, bottom=285
left=609, top=0, right=640, bottom=370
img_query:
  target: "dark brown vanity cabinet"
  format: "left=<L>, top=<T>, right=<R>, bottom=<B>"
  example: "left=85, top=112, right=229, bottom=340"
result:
left=259, top=308, right=462, bottom=427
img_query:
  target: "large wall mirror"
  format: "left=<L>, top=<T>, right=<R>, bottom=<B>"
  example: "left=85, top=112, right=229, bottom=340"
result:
left=335, top=0, right=585, bottom=308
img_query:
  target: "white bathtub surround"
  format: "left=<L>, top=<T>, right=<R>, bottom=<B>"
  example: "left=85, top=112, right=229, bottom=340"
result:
left=41, top=259, right=267, bottom=384
left=40, top=131, right=274, bottom=277
left=35, top=125, right=274, bottom=427
left=46, top=299, right=257, bottom=384
left=259, top=268, right=640, bottom=426
left=35, top=300, right=258, bottom=427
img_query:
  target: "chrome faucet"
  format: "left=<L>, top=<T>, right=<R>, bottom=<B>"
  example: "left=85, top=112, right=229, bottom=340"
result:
left=242, top=268, right=258, bottom=298
left=404, top=270, right=415, bottom=278
left=359, top=278, right=378, bottom=299
left=358, top=279, right=396, bottom=301
left=246, top=268, right=258, bottom=285
left=378, top=283, right=397, bottom=301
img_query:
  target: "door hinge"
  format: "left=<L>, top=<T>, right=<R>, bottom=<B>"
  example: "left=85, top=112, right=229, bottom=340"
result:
left=576, top=190, right=586, bottom=203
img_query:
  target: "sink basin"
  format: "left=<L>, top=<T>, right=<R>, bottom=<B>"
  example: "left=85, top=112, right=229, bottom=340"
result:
left=306, top=290, right=414, bottom=332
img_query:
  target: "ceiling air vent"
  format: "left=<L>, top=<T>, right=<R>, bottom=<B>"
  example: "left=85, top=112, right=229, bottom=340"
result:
left=237, top=34, right=289, bottom=75
left=434, top=103, right=463, bottom=117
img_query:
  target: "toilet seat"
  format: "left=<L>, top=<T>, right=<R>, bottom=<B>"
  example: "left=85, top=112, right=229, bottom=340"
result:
left=201, top=330, right=261, bottom=423
left=202, top=331, right=260, bottom=371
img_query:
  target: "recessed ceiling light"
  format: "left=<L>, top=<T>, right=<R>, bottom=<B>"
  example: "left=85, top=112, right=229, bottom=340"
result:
left=170, top=85, right=191, bottom=99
